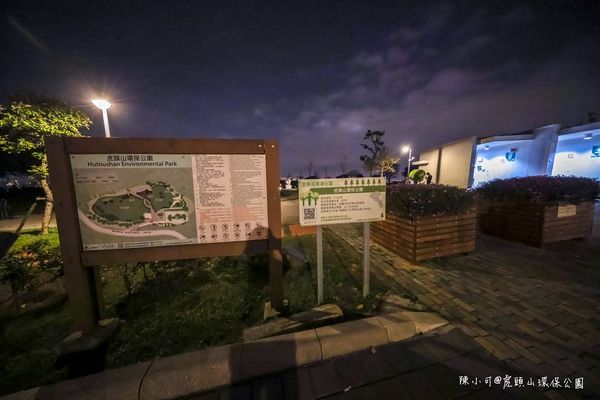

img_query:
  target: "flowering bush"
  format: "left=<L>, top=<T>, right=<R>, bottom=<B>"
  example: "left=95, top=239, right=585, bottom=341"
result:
left=387, top=184, right=475, bottom=218
left=0, top=172, right=39, bottom=191
left=476, top=176, right=600, bottom=204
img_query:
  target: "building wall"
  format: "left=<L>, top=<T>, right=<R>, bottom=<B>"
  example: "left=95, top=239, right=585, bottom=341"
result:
left=472, top=140, right=534, bottom=186
left=551, top=128, right=600, bottom=179
left=418, top=137, right=476, bottom=187
left=437, top=137, right=477, bottom=188
left=419, top=148, right=440, bottom=183
left=472, top=125, right=560, bottom=187
left=419, top=123, right=599, bottom=188
left=531, top=125, right=560, bottom=176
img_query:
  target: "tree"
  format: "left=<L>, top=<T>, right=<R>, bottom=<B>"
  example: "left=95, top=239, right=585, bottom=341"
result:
left=360, top=129, right=388, bottom=176
left=0, top=95, right=91, bottom=234
left=375, top=153, right=400, bottom=182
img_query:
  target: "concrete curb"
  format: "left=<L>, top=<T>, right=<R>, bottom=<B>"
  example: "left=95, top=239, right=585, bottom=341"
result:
left=1, top=311, right=448, bottom=400
left=15, top=361, right=152, bottom=400
left=316, top=317, right=389, bottom=359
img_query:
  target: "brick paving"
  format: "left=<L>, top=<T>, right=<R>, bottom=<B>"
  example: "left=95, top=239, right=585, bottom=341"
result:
left=330, top=224, right=600, bottom=399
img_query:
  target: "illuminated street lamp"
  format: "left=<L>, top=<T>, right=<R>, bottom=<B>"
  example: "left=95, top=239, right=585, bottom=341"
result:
left=91, top=99, right=112, bottom=138
left=402, top=145, right=412, bottom=180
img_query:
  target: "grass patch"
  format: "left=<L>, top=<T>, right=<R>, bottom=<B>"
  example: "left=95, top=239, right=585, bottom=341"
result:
left=283, top=227, right=386, bottom=316
left=1, top=225, right=386, bottom=395
left=0, top=304, right=72, bottom=395
left=0, top=255, right=270, bottom=395
left=104, top=256, right=269, bottom=367
left=10, top=228, right=60, bottom=251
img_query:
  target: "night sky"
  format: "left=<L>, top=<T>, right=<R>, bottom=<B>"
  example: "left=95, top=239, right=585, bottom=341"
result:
left=2, top=1, right=600, bottom=176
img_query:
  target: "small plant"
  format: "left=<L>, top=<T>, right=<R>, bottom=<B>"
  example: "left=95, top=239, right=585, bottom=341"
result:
left=0, top=238, right=64, bottom=306
left=387, top=184, right=475, bottom=218
left=408, top=169, right=426, bottom=183
left=0, top=253, right=37, bottom=306
left=20, top=239, right=63, bottom=280
left=476, top=176, right=600, bottom=204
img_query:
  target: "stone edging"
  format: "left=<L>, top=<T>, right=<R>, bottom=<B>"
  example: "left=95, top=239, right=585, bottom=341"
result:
left=2, top=311, right=448, bottom=400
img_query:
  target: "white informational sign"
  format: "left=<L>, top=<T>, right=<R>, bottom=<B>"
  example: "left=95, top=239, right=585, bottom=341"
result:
left=557, top=204, right=577, bottom=218
left=70, top=154, right=268, bottom=251
left=298, top=178, right=386, bottom=226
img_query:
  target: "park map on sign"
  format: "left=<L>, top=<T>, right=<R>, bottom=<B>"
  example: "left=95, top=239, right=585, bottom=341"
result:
left=71, top=154, right=197, bottom=250
left=86, top=180, right=191, bottom=235
left=70, top=154, right=268, bottom=251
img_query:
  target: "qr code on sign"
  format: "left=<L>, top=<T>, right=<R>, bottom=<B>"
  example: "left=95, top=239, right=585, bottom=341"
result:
left=303, top=207, right=316, bottom=220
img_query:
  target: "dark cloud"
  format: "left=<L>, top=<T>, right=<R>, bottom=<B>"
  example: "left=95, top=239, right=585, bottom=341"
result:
left=263, top=2, right=600, bottom=175
left=1, top=1, right=599, bottom=176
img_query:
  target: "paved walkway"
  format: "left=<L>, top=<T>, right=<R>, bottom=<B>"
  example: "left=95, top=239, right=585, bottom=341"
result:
left=8, top=316, right=552, bottom=400
left=0, top=213, right=56, bottom=232
left=189, top=327, right=548, bottom=400
left=330, top=224, right=600, bottom=399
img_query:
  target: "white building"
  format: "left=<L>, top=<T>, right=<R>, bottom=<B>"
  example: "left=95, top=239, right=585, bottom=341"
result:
left=418, top=122, right=600, bottom=188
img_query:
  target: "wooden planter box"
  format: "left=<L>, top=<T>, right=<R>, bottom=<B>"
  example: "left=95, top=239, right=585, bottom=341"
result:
left=478, top=201, right=594, bottom=247
left=371, top=210, right=477, bottom=262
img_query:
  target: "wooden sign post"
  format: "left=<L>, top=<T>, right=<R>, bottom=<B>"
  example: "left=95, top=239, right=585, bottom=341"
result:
left=46, top=137, right=283, bottom=333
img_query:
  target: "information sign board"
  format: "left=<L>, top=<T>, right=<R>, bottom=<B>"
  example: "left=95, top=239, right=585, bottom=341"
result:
left=45, top=137, right=283, bottom=332
left=298, top=177, right=386, bottom=226
left=71, top=153, right=268, bottom=250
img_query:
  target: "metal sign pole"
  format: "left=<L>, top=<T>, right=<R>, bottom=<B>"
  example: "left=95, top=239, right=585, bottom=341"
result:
left=317, top=225, right=323, bottom=304
left=298, top=178, right=385, bottom=304
left=363, top=221, right=370, bottom=297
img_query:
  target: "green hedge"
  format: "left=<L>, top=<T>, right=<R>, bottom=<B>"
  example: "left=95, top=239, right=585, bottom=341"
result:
left=387, top=184, right=475, bottom=218
left=476, top=176, right=600, bottom=204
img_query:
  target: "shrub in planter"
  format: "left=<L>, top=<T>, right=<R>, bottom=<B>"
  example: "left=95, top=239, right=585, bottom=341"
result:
left=476, top=175, right=600, bottom=204
left=476, top=176, right=600, bottom=246
left=387, top=184, right=475, bottom=218
left=372, top=184, right=476, bottom=262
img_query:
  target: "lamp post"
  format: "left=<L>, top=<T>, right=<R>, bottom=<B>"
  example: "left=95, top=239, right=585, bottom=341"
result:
left=402, top=145, right=412, bottom=181
left=91, top=99, right=112, bottom=138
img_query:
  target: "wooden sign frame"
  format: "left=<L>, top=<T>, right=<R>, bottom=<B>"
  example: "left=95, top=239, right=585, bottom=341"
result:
left=46, top=137, right=283, bottom=333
